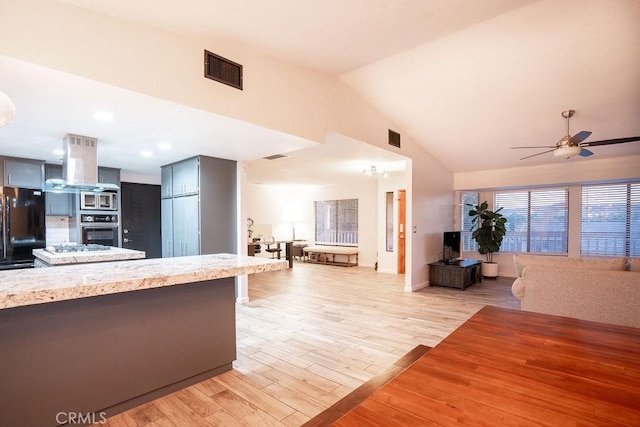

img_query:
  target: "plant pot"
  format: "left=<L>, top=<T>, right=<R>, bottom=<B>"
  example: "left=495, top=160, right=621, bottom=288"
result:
left=482, top=262, right=499, bottom=278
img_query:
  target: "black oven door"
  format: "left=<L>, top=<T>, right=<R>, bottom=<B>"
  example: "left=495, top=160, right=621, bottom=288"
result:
left=82, top=226, right=119, bottom=247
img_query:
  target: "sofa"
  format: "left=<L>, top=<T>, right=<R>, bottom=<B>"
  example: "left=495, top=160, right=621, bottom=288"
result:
left=511, top=255, right=640, bottom=328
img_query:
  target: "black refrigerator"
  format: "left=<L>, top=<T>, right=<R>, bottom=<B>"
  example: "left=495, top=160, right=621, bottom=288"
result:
left=0, top=187, right=46, bottom=270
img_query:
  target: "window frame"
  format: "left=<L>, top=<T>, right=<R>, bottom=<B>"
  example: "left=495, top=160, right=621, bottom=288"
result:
left=314, top=198, right=359, bottom=246
left=460, top=192, right=479, bottom=252
left=494, top=188, right=569, bottom=255
left=580, top=182, right=639, bottom=257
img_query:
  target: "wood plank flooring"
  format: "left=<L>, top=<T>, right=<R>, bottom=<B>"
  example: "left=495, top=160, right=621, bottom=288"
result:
left=98, top=262, right=519, bottom=426
left=302, top=344, right=433, bottom=427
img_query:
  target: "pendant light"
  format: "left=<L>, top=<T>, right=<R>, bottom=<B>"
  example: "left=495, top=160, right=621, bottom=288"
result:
left=0, top=90, right=16, bottom=128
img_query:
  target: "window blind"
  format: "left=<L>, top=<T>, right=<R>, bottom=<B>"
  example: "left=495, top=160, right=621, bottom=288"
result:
left=315, top=199, right=358, bottom=245
left=495, top=188, right=568, bottom=254
left=581, top=183, right=640, bottom=256
left=460, top=192, right=478, bottom=251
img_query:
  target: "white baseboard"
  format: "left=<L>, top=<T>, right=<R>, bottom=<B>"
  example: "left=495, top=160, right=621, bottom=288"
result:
left=406, top=280, right=428, bottom=292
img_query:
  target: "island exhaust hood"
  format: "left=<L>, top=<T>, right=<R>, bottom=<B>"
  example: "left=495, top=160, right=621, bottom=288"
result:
left=43, top=134, right=119, bottom=193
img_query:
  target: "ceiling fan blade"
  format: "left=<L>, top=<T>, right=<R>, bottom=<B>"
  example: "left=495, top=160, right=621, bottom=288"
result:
left=569, top=131, right=592, bottom=144
left=580, top=136, right=640, bottom=147
left=510, top=145, right=556, bottom=149
left=519, top=149, right=556, bottom=160
left=579, top=148, right=594, bottom=157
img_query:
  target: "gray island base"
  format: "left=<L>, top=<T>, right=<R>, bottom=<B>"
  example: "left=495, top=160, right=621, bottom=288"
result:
left=0, top=254, right=287, bottom=427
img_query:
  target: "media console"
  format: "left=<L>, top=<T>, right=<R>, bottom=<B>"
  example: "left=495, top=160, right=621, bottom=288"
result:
left=428, top=259, right=482, bottom=290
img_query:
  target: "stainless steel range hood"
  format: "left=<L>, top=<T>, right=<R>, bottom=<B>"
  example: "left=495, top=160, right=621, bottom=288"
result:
left=43, top=134, right=119, bottom=193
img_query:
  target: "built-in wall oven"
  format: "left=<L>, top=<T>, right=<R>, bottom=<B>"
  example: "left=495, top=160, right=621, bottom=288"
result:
left=80, top=214, right=119, bottom=247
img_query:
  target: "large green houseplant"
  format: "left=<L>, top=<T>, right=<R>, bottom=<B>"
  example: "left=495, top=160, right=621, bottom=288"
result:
left=468, top=201, right=507, bottom=276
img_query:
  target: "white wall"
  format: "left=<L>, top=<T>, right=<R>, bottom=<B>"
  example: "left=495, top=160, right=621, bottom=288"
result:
left=0, top=0, right=454, bottom=290
left=455, top=155, right=640, bottom=277
left=454, top=155, right=640, bottom=190
left=377, top=171, right=408, bottom=274
left=245, top=178, right=379, bottom=267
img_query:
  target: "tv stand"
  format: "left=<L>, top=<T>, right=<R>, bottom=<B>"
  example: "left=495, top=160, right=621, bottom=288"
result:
left=429, top=259, right=482, bottom=290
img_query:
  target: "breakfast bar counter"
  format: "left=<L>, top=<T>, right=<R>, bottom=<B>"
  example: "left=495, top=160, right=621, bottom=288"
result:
left=1, top=253, right=284, bottom=309
left=0, top=254, right=287, bottom=427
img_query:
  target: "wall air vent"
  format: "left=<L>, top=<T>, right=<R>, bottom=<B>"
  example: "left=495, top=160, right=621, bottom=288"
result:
left=388, top=129, right=401, bottom=148
left=263, top=154, right=289, bottom=160
left=204, top=50, right=243, bottom=90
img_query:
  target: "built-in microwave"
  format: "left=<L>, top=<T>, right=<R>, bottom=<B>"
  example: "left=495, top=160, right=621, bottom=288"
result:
left=80, top=191, right=118, bottom=211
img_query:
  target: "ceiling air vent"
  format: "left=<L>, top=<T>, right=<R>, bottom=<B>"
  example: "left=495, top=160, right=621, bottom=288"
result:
left=204, top=50, right=243, bottom=90
left=263, top=154, right=289, bottom=160
left=388, top=129, right=401, bottom=148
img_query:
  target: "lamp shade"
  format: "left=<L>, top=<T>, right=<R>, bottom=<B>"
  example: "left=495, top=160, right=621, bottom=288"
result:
left=553, top=146, right=581, bottom=159
left=0, top=90, right=16, bottom=128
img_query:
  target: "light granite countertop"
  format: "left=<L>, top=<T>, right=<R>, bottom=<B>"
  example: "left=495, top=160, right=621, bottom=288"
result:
left=0, top=254, right=287, bottom=310
left=33, top=247, right=146, bottom=265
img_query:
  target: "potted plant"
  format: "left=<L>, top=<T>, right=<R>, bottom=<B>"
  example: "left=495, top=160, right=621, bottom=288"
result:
left=467, top=201, right=507, bottom=278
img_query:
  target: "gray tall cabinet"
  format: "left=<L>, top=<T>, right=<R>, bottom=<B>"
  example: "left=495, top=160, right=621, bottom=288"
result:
left=161, top=155, right=237, bottom=258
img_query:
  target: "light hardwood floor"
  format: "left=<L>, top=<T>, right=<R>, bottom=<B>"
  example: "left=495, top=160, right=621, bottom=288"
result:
left=99, top=262, right=519, bottom=427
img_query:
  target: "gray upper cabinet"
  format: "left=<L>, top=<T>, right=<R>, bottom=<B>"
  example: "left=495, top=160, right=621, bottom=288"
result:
left=4, top=158, right=45, bottom=189
left=171, top=157, right=199, bottom=197
left=98, top=167, right=120, bottom=186
left=160, top=155, right=236, bottom=258
left=160, top=166, right=172, bottom=199
left=44, top=164, right=72, bottom=216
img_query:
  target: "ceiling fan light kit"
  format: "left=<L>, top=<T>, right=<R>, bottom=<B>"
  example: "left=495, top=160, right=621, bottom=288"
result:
left=510, top=109, right=640, bottom=161
left=554, top=145, right=581, bottom=159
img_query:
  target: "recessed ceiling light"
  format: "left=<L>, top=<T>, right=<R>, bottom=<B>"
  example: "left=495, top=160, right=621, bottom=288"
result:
left=53, top=149, right=64, bottom=156
left=93, top=110, right=115, bottom=122
left=157, top=142, right=172, bottom=150
left=140, top=150, right=153, bottom=157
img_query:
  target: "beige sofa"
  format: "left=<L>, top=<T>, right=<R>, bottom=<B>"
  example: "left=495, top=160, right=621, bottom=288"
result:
left=511, top=255, right=640, bottom=328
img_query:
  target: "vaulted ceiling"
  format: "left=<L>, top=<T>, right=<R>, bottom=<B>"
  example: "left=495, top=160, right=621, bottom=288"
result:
left=1, top=0, right=639, bottom=184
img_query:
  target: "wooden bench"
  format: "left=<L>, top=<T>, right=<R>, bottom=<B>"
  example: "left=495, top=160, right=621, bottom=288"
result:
left=303, top=245, right=359, bottom=267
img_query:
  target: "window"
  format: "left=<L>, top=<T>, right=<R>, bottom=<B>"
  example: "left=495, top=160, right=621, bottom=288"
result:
left=581, top=182, right=640, bottom=257
left=460, top=192, right=479, bottom=251
left=314, top=199, right=358, bottom=245
left=495, top=188, right=568, bottom=253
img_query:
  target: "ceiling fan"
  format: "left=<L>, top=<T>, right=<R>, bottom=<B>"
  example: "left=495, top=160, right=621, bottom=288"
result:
left=510, top=109, right=640, bottom=160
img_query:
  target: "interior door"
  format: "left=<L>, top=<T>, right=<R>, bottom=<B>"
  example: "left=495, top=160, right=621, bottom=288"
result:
left=397, top=189, right=406, bottom=274
left=121, top=182, right=162, bottom=258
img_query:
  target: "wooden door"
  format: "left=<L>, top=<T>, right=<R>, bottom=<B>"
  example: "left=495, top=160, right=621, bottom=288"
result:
left=398, top=189, right=406, bottom=274
left=121, top=182, right=162, bottom=258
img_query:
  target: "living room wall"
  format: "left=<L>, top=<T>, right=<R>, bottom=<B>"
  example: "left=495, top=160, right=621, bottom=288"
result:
left=0, top=0, right=453, bottom=291
left=244, top=179, right=379, bottom=267
left=455, top=154, right=640, bottom=278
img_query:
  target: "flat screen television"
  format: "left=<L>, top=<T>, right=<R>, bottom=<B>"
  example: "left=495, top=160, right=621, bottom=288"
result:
left=442, top=231, right=461, bottom=263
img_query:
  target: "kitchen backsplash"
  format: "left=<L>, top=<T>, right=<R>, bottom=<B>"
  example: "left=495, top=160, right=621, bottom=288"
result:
left=46, top=216, right=72, bottom=245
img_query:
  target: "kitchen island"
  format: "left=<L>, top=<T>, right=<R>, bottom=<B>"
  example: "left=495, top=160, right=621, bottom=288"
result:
left=33, top=246, right=146, bottom=267
left=0, top=254, right=287, bottom=427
